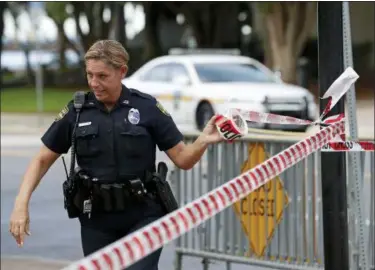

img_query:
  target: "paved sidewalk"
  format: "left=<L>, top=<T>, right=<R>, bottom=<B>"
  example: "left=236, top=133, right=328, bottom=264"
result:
left=1, top=113, right=54, bottom=135
left=1, top=256, right=70, bottom=270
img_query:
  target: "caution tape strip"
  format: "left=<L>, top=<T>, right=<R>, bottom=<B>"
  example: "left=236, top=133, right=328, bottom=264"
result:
left=322, top=141, right=375, bottom=152
left=218, top=67, right=373, bottom=152
left=62, top=120, right=345, bottom=270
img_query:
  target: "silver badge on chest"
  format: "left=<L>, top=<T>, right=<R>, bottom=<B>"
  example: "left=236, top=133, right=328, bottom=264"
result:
left=128, top=108, right=140, bottom=125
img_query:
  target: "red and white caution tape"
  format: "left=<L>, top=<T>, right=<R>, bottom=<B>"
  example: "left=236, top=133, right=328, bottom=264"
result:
left=322, top=141, right=375, bottom=152
left=229, top=67, right=358, bottom=128
left=232, top=108, right=313, bottom=126
left=62, top=121, right=345, bottom=270
left=232, top=109, right=345, bottom=127
left=219, top=67, right=373, bottom=152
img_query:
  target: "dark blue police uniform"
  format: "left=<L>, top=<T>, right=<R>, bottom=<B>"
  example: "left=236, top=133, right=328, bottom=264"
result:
left=41, top=84, right=183, bottom=269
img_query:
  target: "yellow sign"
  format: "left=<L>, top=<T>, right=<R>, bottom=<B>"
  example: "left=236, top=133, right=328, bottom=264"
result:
left=233, top=143, right=290, bottom=257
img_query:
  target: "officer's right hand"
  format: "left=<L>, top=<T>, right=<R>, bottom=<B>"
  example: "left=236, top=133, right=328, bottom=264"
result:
left=9, top=206, right=31, bottom=247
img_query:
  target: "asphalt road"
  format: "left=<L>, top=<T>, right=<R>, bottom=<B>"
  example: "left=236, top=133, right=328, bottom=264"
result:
left=1, top=138, right=265, bottom=270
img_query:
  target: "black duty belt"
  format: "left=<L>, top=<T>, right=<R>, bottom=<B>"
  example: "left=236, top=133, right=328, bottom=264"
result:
left=73, top=167, right=160, bottom=215
left=81, top=177, right=156, bottom=214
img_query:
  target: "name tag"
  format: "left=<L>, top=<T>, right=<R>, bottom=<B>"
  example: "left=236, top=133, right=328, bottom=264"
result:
left=78, top=121, right=92, bottom=127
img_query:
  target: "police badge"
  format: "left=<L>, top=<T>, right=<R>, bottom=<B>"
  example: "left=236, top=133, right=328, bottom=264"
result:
left=128, top=108, right=140, bottom=125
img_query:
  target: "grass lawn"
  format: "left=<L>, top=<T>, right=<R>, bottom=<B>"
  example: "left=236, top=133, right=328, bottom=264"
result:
left=1, top=87, right=88, bottom=113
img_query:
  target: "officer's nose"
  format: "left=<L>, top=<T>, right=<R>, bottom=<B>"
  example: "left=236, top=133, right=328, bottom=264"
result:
left=90, top=77, right=100, bottom=88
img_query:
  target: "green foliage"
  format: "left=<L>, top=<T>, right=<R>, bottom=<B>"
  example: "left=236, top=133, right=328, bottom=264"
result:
left=1, top=88, right=79, bottom=113
left=45, top=2, right=68, bottom=24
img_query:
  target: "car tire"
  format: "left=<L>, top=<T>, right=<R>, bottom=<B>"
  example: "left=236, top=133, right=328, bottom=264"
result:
left=196, top=102, right=214, bottom=131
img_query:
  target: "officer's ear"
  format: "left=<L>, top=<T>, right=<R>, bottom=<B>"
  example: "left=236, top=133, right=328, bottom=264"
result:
left=120, top=65, right=128, bottom=79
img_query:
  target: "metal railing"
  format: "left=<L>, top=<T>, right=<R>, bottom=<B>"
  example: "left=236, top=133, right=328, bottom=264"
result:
left=169, top=133, right=374, bottom=270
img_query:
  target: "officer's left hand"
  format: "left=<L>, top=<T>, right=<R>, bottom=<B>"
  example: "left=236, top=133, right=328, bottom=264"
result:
left=200, top=115, right=225, bottom=144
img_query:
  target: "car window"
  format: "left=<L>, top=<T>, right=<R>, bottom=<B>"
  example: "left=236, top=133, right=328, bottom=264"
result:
left=168, top=64, right=189, bottom=80
left=140, top=64, right=171, bottom=82
left=193, top=63, right=278, bottom=83
left=140, top=63, right=190, bottom=83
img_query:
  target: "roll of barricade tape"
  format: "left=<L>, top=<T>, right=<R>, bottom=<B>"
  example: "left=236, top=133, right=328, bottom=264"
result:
left=215, top=109, right=248, bottom=142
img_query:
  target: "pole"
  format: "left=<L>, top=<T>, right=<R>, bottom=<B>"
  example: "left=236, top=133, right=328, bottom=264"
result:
left=317, top=2, right=350, bottom=270
left=28, top=3, right=44, bottom=117
left=342, top=2, right=369, bottom=269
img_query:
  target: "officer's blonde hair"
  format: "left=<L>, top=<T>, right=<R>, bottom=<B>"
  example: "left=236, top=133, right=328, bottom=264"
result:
left=84, top=40, right=129, bottom=69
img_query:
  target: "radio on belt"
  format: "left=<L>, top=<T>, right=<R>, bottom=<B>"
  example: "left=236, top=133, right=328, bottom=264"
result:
left=215, top=109, right=248, bottom=142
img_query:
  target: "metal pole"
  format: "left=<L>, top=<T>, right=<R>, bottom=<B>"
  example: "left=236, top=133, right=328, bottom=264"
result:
left=28, top=3, right=44, bottom=118
left=317, top=2, right=350, bottom=270
left=342, top=2, right=369, bottom=269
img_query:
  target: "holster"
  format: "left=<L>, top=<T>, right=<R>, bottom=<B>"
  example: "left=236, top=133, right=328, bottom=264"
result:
left=63, top=167, right=96, bottom=218
left=62, top=175, right=81, bottom=219
left=150, top=162, right=179, bottom=214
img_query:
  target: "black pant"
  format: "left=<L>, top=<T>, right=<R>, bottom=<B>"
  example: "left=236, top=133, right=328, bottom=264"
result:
left=79, top=196, right=165, bottom=270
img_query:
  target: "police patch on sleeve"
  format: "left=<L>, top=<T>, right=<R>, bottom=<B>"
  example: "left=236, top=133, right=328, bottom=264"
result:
left=156, top=101, right=170, bottom=116
left=55, top=105, right=69, bottom=121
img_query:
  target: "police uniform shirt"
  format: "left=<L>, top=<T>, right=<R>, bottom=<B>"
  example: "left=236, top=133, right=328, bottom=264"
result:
left=41, top=85, right=184, bottom=182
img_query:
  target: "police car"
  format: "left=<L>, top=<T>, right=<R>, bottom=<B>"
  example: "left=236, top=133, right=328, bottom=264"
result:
left=122, top=49, right=318, bottom=131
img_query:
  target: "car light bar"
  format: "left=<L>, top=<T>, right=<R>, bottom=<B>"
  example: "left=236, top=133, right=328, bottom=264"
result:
left=168, top=48, right=241, bottom=56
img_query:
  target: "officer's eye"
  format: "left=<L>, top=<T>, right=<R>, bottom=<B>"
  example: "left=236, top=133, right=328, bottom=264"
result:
left=87, top=73, right=93, bottom=79
left=99, top=74, right=107, bottom=79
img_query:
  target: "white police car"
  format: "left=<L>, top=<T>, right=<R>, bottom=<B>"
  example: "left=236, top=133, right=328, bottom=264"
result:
left=122, top=49, right=318, bottom=131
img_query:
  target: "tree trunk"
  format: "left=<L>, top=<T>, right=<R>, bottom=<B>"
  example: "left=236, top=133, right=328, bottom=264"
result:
left=272, top=45, right=297, bottom=84
left=213, top=3, right=240, bottom=49
left=57, top=23, right=67, bottom=71
left=143, top=2, right=162, bottom=61
left=262, top=2, right=316, bottom=84
left=23, top=44, right=33, bottom=84
left=116, top=3, right=127, bottom=47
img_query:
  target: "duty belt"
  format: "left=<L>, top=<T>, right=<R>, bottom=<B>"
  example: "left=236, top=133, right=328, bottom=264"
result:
left=97, top=180, right=148, bottom=210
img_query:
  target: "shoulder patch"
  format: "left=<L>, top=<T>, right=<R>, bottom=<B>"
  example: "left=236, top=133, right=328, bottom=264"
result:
left=55, top=105, right=69, bottom=121
left=129, top=88, right=153, bottom=100
left=156, top=101, right=170, bottom=116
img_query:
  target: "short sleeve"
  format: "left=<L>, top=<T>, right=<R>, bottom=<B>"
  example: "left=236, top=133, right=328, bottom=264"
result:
left=151, top=100, right=183, bottom=151
left=41, top=101, right=75, bottom=154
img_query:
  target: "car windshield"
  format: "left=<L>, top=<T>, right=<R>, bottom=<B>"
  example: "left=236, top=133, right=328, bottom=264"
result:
left=194, top=63, right=278, bottom=83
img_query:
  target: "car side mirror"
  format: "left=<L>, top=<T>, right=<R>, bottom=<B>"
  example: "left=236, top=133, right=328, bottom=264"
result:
left=172, top=75, right=190, bottom=86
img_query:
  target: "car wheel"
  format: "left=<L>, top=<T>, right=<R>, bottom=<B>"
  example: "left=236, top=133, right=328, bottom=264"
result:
left=196, top=102, right=214, bottom=131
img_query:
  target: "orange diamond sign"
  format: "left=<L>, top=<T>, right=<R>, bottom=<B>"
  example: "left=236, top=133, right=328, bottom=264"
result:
left=233, top=142, right=290, bottom=257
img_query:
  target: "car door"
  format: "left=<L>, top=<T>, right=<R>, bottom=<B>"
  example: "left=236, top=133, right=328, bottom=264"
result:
left=133, top=63, right=175, bottom=114
left=165, top=63, right=193, bottom=124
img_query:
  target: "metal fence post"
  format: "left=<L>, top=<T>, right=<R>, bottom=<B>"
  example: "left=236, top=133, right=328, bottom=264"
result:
left=342, top=2, right=369, bottom=269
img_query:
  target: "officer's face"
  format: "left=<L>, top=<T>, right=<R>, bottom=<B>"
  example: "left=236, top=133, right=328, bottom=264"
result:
left=86, top=59, right=127, bottom=103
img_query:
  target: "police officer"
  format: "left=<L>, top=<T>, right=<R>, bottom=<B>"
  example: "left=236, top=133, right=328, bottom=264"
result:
left=9, top=40, right=223, bottom=269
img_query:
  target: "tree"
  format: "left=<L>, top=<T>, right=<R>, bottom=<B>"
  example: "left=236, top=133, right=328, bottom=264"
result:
left=256, top=2, right=316, bottom=84
left=45, top=2, right=80, bottom=71
left=141, top=1, right=163, bottom=61
left=112, top=2, right=127, bottom=47
left=70, top=2, right=117, bottom=52
left=166, top=2, right=241, bottom=49
left=7, top=2, right=34, bottom=84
